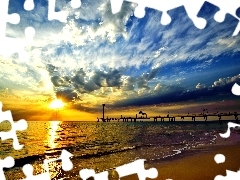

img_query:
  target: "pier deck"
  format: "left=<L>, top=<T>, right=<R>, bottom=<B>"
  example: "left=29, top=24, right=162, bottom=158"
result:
left=98, top=113, right=240, bottom=123
left=97, top=104, right=239, bottom=123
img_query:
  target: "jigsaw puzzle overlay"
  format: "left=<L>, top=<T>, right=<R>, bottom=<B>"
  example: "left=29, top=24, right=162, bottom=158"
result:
left=0, top=102, right=28, bottom=150
left=0, top=0, right=81, bottom=61
left=212, top=83, right=240, bottom=180
left=0, top=0, right=35, bottom=61
left=110, top=0, right=240, bottom=35
left=21, top=149, right=73, bottom=180
left=0, top=0, right=240, bottom=179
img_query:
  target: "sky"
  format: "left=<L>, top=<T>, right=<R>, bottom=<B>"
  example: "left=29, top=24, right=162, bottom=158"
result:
left=0, top=0, right=240, bottom=121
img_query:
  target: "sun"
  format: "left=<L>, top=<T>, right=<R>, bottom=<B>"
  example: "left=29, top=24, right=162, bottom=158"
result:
left=49, top=99, right=65, bottom=109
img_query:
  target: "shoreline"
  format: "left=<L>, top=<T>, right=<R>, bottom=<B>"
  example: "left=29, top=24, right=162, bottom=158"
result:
left=154, top=143, right=240, bottom=180
left=5, top=143, right=240, bottom=180
left=121, top=143, right=240, bottom=180
left=3, top=122, right=240, bottom=180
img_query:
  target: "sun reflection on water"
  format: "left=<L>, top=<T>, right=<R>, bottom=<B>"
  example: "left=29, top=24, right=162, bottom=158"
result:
left=46, top=121, right=61, bottom=149
left=43, top=121, right=65, bottom=179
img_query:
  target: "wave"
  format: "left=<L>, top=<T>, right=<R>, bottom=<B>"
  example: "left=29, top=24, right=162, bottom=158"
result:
left=9, top=143, right=181, bottom=169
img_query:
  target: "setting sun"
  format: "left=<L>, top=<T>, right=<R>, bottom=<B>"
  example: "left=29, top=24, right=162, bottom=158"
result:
left=49, top=99, right=65, bottom=109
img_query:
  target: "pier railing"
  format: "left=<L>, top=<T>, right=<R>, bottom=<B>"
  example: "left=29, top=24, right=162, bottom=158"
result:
left=97, top=113, right=239, bottom=123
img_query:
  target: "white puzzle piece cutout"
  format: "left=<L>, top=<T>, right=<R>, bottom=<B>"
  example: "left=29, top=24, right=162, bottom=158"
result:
left=0, top=102, right=28, bottom=150
left=116, top=159, right=158, bottom=180
left=22, top=149, right=73, bottom=180
left=110, top=0, right=240, bottom=35
left=0, top=156, right=15, bottom=180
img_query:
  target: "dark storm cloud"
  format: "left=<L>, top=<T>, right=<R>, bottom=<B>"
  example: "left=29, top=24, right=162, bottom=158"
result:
left=113, top=85, right=186, bottom=107
left=92, top=69, right=122, bottom=87
left=46, top=64, right=58, bottom=74
left=136, top=77, right=149, bottom=89
left=122, top=76, right=136, bottom=91
left=56, top=89, right=80, bottom=102
left=84, top=80, right=100, bottom=92
left=47, top=66, right=123, bottom=96
left=112, top=79, right=239, bottom=107
left=48, top=66, right=160, bottom=96
left=136, top=67, right=161, bottom=89
left=72, top=69, right=86, bottom=86
left=51, top=76, right=70, bottom=87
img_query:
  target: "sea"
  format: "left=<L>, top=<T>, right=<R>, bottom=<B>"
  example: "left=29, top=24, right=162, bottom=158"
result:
left=1, top=121, right=240, bottom=180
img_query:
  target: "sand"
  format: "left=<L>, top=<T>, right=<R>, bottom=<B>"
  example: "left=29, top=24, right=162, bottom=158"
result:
left=5, top=130, right=240, bottom=180
left=121, top=144, right=240, bottom=180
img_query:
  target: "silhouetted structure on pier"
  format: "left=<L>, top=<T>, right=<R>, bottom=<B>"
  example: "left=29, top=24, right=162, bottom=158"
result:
left=100, top=104, right=106, bottom=122
left=139, top=111, right=147, bottom=118
left=102, top=104, right=105, bottom=118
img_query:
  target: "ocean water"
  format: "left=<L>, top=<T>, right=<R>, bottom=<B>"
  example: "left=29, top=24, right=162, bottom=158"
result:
left=1, top=121, right=239, bottom=179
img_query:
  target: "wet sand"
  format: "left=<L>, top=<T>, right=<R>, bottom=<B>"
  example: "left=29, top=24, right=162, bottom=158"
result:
left=121, top=144, right=240, bottom=180
left=6, top=144, right=240, bottom=180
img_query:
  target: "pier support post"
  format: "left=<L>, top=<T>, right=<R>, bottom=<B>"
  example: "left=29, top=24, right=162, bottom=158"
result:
left=192, top=116, right=195, bottom=121
left=102, top=104, right=105, bottom=121
left=218, top=115, right=221, bottom=123
left=235, top=114, right=238, bottom=122
left=204, top=115, right=207, bottom=121
left=181, top=116, right=184, bottom=121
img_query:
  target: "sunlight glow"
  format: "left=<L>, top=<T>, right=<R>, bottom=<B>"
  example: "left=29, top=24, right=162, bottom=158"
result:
left=47, top=121, right=61, bottom=149
left=49, top=99, right=65, bottom=109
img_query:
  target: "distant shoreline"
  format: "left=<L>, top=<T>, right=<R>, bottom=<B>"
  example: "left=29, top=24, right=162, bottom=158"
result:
left=23, top=119, right=239, bottom=123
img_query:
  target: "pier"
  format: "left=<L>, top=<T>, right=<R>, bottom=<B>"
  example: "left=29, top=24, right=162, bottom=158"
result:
left=151, top=113, right=239, bottom=123
left=97, top=104, right=239, bottom=123
left=152, top=116, right=176, bottom=122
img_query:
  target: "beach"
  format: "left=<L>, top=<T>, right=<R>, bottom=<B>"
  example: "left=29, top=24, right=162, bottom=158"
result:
left=121, top=143, right=240, bottom=180
left=2, top=121, right=240, bottom=180
left=155, top=144, right=240, bottom=180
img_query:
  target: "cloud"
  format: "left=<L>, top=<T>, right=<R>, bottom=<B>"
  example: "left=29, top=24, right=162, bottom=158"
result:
left=135, top=66, right=161, bottom=89
left=92, top=69, right=122, bottom=87
left=142, top=66, right=160, bottom=81
left=192, top=59, right=213, bottom=70
left=121, top=76, right=136, bottom=91
left=212, top=74, right=240, bottom=87
left=2, top=1, right=240, bottom=111
left=10, top=1, right=239, bottom=77
left=44, top=63, right=163, bottom=107
left=8, top=1, right=240, bottom=70
left=83, top=80, right=100, bottom=92
left=38, top=2, right=235, bottom=71
left=196, top=83, right=207, bottom=89
left=51, top=76, right=70, bottom=87
left=154, top=83, right=163, bottom=92
left=56, top=89, right=80, bottom=102
left=47, top=67, right=123, bottom=101
left=72, top=68, right=87, bottom=86
left=137, top=77, right=149, bottom=89
left=58, top=0, right=135, bottom=44
left=111, top=73, right=240, bottom=107
left=112, top=85, right=185, bottom=107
